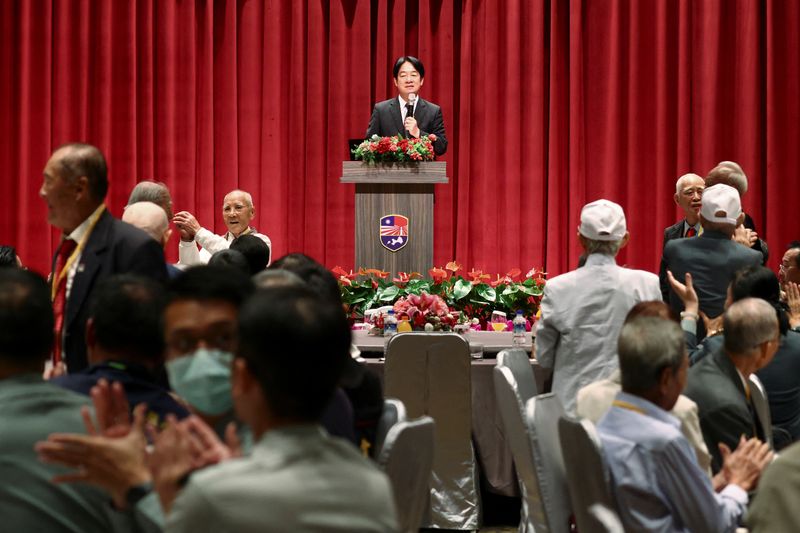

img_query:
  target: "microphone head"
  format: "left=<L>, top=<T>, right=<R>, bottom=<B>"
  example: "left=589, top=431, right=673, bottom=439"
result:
left=407, top=93, right=416, bottom=104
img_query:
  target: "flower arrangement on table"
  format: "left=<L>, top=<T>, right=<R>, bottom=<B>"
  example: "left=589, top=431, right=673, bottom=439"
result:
left=352, top=134, right=437, bottom=163
left=332, top=262, right=546, bottom=332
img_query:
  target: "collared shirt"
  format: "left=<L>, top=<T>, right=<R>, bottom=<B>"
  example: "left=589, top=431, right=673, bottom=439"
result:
left=398, top=95, right=418, bottom=123
left=178, top=226, right=272, bottom=268
left=167, top=424, right=398, bottom=532
left=682, top=220, right=703, bottom=238
left=65, top=204, right=106, bottom=298
left=597, top=392, right=747, bottom=533
left=576, top=370, right=712, bottom=476
left=534, top=253, right=661, bottom=413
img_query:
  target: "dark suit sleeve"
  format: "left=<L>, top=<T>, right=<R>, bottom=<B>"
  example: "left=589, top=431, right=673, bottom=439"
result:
left=659, top=228, right=671, bottom=301
left=119, top=233, right=168, bottom=283
left=700, top=405, right=757, bottom=473
left=419, top=106, right=447, bottom=155
left=365, top=104, right=381, bottom=139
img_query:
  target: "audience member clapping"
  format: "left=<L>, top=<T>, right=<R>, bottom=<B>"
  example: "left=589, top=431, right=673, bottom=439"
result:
left=50, top=274, right=190, bottom=425
left=0, top=269, right=139, bottom=531
left=577, top=300, right=712, bottom=475
left=597, top=316, right=772, bottom=532
left=683, top=298, right=779, bottom=472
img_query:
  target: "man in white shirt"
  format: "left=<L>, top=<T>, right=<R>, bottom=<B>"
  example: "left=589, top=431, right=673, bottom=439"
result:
left=173, top=189, right=271, bottom=267
left=534, top=199, right=661, bottom=413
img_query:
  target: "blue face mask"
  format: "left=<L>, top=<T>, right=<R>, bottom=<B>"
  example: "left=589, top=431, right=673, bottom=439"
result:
left=166, top=348, right=234, bottom=416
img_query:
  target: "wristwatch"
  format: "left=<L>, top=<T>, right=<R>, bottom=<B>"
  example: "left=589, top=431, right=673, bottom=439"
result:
left=125, top=481, right=153, bottom=507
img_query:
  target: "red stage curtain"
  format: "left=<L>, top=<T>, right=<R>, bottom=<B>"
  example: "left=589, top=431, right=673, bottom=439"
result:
left=1, top=0, right=798, bottom=278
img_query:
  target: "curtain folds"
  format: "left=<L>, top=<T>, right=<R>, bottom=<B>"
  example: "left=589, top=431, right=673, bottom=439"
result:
left=1, top=0, right=797, bottom=277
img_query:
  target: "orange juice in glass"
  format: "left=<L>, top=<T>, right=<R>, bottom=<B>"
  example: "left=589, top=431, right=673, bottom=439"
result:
left=490, top=311, right=507, bottom=331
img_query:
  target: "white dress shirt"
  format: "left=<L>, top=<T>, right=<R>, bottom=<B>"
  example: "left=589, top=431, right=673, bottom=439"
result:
left=178, top=227, right=271, bottom=268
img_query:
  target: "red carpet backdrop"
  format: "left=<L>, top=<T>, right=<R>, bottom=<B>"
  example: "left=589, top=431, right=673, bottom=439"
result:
left=1, top=0, right=798, bottom=276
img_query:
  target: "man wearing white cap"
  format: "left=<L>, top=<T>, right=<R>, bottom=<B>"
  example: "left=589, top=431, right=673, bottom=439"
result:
left=535, top=199, right=661, bottom=414
left=663, top=184, right=763, bottom=322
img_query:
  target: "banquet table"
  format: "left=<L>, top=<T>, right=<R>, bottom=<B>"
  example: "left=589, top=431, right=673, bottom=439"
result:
left=354, top=330, right=552, bottom=497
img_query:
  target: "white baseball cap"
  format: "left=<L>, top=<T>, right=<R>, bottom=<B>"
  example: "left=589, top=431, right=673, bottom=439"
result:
left=579, top=199, right=627, bottom=241
left=700, top=184, right=741, bottom=226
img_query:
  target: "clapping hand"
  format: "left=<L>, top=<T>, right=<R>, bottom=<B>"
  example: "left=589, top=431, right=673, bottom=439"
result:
left=785, top=281, right=800, bottom=329
left=172, top=211, right=201, bottom=241
left=667, top=270, right=699, bottom=316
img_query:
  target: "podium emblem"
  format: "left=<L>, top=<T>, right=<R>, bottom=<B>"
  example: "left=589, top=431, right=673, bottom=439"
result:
left=380, top=214, right=409, bottom=252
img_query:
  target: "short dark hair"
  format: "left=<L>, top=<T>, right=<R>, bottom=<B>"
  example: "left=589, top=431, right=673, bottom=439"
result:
left=269, top=253, right=342, bottom=306
left=787, top=241, right=800, bottom=268
left=393, top=56, right=425, bottom=79
left=167, top=265, right=254, bottom=308
left=56, top=143, right=109, bottom=201
left=89, top=275, right=166, bottom=363
left=237, top=286, right=350, bottom=421
left=229, top=235, right=270, bottom=275
left=730, top=265, right=789, bottom=335
left=208, top=249, right=250, bottom=276
left=127, top=181, right=173, bottom=219
left=0, top=269, right=54, bottom=364
left=0, top=246, right=18, bottom=268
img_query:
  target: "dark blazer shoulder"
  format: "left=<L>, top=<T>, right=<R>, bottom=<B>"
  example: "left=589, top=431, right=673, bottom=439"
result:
left=663, top=220, right=684, bottom=244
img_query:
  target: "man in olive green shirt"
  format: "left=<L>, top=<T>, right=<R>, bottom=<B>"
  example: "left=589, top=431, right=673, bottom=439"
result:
left=0, top=268, right=131, bottom=532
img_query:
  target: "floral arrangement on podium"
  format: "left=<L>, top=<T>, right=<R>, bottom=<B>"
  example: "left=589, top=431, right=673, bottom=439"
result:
left=352, top=134, right=437, bottom=163
left=332, top=262, right=546, bottom=331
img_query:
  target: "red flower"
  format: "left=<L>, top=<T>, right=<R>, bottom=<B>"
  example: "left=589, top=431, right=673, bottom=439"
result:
left=467, top=269, right=491, bottom=285
left=362, top=268, right=390, bottom=279
left=445, top=261, right=462, bottom=274
left=428, top=267, right=448, bottom=283
left=505, top=268, right=522, bottom=281
left=428, top=134, right=437, bottom=141
left=332, top=266, right=356, bottom=280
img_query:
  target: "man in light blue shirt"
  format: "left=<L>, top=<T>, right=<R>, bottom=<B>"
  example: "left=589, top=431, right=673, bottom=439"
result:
left=597, top=316, right=772, bottom=532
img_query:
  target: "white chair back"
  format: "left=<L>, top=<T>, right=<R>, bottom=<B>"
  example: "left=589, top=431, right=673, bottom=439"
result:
left=748, top=374, right=774, bottom=449
left=384, top=332, right=479, bottom=530
left=524, top=394, right=571, bottom=533
left=558, top=416, right=619, bottom=532
left=374, top=398, right=407, bottom=458
left=497, top=348, right=538, bottom=403
left=377, top=416, right=436, bottom=533
left=494, top=364, right=539, bottom=532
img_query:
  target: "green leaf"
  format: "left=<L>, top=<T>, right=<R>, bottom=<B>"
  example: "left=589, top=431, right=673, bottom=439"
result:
left=377, top=284, right=400, bottom=302
left=501, top=284, right=518, bottom=296
left=453, top=278, right=473, bottom=300
left=476, top=284, right=496, bottom=303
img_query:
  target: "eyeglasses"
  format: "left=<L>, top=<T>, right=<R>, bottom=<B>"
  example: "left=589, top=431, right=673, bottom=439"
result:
left=680, top=187, right=704, bottom=197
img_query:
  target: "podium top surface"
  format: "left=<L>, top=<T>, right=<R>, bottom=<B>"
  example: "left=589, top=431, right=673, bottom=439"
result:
left=340, top=161, right=448, bottom=184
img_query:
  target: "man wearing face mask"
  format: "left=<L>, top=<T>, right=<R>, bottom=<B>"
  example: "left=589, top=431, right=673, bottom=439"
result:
left=163, top=265, right=255, bottom=443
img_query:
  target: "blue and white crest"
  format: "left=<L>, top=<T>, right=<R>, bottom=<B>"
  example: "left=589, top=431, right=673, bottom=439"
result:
left=380, top=214, right=409, bottom=252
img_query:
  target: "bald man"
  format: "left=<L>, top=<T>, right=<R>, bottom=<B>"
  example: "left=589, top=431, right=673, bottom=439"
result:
left=123, top=201, right=181, bottom=279
left=173, top=190, right=271, bottom=268
left=659, top=173, right=705, bottom=299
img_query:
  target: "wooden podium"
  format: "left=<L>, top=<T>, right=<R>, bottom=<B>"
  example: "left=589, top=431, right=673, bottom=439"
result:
left=341, top=161, right=448, bottom=277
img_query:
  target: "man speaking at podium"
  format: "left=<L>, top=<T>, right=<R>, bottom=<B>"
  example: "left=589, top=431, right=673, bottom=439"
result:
left=365, top=56, right=448, bottom=156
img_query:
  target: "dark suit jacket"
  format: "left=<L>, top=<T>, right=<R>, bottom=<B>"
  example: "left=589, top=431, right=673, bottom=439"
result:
left=683, top=348, right=764, bottom=473
left=663, top=229, right=763, bottom=319
left=756, top=330, right=800, bottom=447
left=365, top=97, right=447, bottom=155
left=659, top=220, right=688, bottom=300
left=59, top=211, right=167, bottom=371
left=744, top=212, right=769, bottom=264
